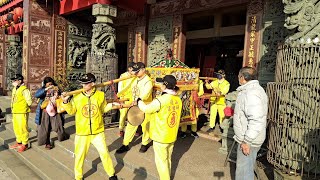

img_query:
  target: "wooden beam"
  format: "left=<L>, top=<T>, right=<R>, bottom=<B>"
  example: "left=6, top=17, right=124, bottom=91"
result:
left=186, top=25, right=245, bottom=40
left=59, top=0, right=112, bottom=15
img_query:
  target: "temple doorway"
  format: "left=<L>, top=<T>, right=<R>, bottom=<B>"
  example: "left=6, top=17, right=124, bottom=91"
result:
left=185, top=36, right=244, bottom=91
left=184, top=7, right=246, bottom=91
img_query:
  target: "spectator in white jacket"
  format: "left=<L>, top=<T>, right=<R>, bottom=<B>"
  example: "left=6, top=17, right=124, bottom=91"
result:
left=233, top=66, right=268, bottom=180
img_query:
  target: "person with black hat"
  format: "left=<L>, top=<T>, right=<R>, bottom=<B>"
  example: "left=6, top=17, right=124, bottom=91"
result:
left=61, top=73, right=118, bottom=180
left=137, top=75, right=182, bottom=180
left=9, top=74, right=32, bottom=153
left=116, top=62, right=153, bottom=154
left=117, top=61, right=136, bottom=137
left=205, top=69, right=230, bottom=133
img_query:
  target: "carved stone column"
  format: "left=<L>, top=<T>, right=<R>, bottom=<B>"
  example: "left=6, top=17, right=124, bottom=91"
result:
left=6, top=35, right=22, bottom=91
left=87, top=4, right=117, bottom=98
left=259, top=0, right=288, bottom=86
left=147, top=16, right=173, bottom=66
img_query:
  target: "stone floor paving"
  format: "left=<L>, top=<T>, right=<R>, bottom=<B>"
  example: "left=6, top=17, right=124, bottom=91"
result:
left=0, top=166, right=12, bottom=180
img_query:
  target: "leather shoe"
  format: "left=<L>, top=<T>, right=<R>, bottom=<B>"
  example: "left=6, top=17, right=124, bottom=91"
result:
left=139, top=145, right=149, bottom=153
left=116, top=145, right=130, bottom=154
left=109, top=175, right=118, bottom=180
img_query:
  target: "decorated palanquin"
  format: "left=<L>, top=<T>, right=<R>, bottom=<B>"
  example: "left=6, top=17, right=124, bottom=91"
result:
left=146, top=58, right=200, bottom=126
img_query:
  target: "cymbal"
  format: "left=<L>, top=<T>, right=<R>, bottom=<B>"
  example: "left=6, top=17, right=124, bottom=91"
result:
left=127, top=105, right=145, bottom=126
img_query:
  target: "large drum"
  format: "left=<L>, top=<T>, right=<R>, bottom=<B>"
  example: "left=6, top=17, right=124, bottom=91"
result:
left=126, top=105, right=145, bottom=126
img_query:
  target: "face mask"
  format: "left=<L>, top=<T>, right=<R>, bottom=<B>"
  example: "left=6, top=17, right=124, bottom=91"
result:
left=12, top=81, right=18, bottom=87
left=217, top=74, right=223, bottom=80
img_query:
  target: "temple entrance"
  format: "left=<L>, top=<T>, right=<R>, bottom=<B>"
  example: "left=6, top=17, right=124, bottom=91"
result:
left=185, top=36, right=244, bottom=91
left=184, top=7, right=246, bottom=91
left=116, top=26, right=129, bottom=76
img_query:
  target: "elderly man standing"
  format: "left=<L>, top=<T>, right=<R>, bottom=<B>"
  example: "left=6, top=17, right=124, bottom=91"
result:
left=233, top=66, right=268, bottom=180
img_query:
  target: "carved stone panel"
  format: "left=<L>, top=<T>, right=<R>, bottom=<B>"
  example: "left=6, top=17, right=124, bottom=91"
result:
left=283, top=0, right=320, bottom=41
left=66, top=38, right=90, bottom=91
left=259, top=0, right=288, bottom=85
left=6, top=45, right=22, bottom=89
left=148, top=16, right=173, bottom=66
left=67, top=22, right=92, bottom=90
left=68, top=39, right=90, bottom=69
left=68, top=24, right=92, bottom=38
left=30, top=16, right=51, bottom=34
left=29, top=67, right=50, bottom=81
left=30, top=33, right=51, bottom=66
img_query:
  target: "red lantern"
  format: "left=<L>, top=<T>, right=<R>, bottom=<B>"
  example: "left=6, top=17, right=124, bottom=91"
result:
left=7, top=12, right=14, bottom=24
left=10, top=11, right=18, bottom=24
left=14, top=7, right=23, bottom=21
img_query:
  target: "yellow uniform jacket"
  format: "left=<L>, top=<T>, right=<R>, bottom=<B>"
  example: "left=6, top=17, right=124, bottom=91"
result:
left=117, top=72, right=136, bottom=100
left=11, top=85, right=32, bottom=113
left=138, top=93, right=182, bottom=144
left=132, top=74, right=153, bottom=103
left=62, top=89, right=112, bottom=136
left=205, top=79, right=230, bottom=105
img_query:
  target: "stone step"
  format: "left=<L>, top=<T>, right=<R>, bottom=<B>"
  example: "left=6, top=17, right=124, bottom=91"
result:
left=5, top=115, right=148, bottom=180
left=37, top=117, right=158, bottom=180
left=0, top=125, right=73, bottom=180
left=32, top=115, right=158, bottom=179
left=0, top=143, right=41, bottom=180
left=4, top=122, right=111, bottom=180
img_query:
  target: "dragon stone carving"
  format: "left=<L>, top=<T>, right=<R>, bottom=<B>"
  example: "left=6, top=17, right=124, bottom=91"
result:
left=6, top=45, right=22, bottom=89
left=91, top=23, right=116, bottom=56
left=68, top=39, right=90, bottom=69
left=283, top=0, right=320, bottom=42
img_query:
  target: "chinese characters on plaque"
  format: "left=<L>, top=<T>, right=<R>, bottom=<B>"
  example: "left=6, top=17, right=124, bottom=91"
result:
left=55, top=30, right=66, bottom=82
left=244, top=14, right=261, bottom=68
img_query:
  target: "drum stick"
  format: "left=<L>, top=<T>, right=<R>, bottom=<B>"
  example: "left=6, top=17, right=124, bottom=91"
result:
left=64, top=75, right=136, bottom=96
left=199, top=77, right=217, bottom=81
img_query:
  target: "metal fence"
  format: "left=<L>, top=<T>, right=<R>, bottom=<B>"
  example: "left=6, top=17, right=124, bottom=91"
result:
left=267, top=83, right=320, bottom=177
left=275, top=45, right=320, bottom=85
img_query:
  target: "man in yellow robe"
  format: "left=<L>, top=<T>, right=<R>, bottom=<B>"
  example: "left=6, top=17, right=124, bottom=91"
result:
left=205, top=70, right=230, bottom=133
